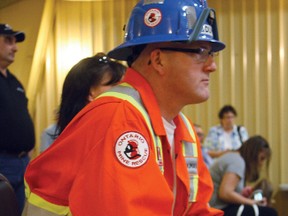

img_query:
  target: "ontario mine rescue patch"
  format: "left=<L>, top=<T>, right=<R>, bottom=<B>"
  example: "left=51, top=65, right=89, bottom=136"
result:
left=115, top=131, right=149, bottom=168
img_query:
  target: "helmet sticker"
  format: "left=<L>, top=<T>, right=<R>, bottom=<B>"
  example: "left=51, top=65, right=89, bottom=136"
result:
left=144, top=8, right=162, bottom=27
left=115, top=131, right=150, bottom=168
left=143, top=0, right=164, bottom=5
left=201, top=24, right=213, bottom=37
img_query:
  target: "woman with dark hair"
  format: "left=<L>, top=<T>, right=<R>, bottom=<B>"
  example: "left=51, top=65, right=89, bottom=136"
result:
left=204, top=105, right=249, bottom=158
left=40, top=53, right=126, bottom=152
left=209, top=135, right=278, bottom=216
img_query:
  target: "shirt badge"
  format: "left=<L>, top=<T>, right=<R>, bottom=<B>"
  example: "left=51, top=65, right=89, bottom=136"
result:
left=115, top=131, right=149, bottom=168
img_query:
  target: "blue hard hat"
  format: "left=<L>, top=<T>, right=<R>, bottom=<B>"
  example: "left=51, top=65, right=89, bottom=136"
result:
left=108, top=0, right=225, bottom=61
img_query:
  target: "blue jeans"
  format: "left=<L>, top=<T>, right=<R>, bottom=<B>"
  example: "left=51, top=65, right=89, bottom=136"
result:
left=0, top=154, right=30, bottom=214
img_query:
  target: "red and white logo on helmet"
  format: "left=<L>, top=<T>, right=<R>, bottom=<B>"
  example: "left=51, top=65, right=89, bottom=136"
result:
left=144, top=8, right=162, bottom=27
left=115, top=131, right=149, bottom=168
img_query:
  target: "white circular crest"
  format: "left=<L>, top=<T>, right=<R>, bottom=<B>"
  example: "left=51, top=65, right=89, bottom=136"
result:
left=115, top=131, right=149, bottom=168
left=144, top=8, right=162, bottom=27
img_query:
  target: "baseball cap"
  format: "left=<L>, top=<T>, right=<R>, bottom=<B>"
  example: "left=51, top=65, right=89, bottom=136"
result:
left=0, top=24, right=25, bottom=42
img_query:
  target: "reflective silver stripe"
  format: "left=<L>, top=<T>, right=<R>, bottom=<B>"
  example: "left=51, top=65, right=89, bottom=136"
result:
left=182, top=140, right=195, bottom=157
left=185, top=156, right=198, bottom=175
left=107, top=84, right=142, bottom=104
left=179, top=113, right=199, bottom=202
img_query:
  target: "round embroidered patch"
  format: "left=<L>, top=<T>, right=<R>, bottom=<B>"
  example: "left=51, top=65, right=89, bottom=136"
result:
left=144, top=8, right=162, bottom=27
left=115, top=131, right=149, bottom=168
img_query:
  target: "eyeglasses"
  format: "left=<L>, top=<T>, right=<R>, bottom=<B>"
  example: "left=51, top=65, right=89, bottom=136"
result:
left=158, top=47, right=218, bottom=63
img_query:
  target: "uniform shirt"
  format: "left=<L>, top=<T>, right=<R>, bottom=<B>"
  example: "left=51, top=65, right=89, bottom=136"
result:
left=204, top=125, right=249, bottom=151
left=25, top=68, right=223, bottom=216
left=0, top=70, right=35, bottom=152
left=209, top=152, right=245, bottom=209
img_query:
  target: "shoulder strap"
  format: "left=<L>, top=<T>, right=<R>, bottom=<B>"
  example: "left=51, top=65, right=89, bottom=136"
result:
left=237, top=125, right=243, bottom=144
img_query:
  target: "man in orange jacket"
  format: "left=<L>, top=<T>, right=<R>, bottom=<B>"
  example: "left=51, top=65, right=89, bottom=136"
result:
left=24, top=0, right=225, bottom=215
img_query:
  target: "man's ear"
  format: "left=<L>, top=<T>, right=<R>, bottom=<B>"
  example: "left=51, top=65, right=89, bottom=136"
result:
left=149, top=49, right=165, bottom=75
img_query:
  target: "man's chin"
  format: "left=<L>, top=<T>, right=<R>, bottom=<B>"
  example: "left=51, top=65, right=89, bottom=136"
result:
left=191, top=96, right=210, bottom=105
left=200, top=93, right=210, bottom=102
left=7, top=59, right=14, bottom=64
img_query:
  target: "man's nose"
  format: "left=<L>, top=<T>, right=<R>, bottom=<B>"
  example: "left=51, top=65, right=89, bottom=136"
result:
left=204, top=56, right=217, bottom=73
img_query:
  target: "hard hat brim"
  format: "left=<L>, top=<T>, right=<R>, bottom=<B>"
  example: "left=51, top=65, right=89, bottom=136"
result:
left=108, top=36, right=225, bottom=61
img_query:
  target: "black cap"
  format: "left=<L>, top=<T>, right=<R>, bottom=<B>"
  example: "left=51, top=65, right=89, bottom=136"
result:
left=0, top=24, right=25, bottom=42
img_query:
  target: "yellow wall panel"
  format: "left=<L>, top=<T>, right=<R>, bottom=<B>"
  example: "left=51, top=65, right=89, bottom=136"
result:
left=191, top=0, right=288, bottom=189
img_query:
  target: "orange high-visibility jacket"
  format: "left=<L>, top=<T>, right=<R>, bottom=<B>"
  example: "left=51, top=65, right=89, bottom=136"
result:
left=25, top=68, right=223, bottom=216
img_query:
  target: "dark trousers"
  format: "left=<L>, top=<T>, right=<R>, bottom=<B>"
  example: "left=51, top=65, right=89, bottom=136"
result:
left=222, top=204, right=278, bottom=216
left=0, top=154, right=30, bottom=214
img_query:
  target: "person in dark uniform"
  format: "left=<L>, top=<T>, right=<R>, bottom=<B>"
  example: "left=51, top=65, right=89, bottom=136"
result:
left=0, top=23, right=35, bottom=214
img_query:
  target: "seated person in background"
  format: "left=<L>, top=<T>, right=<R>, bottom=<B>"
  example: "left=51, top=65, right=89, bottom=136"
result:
left=194, top=124, right=214, bottom=168
left=40, top=53, right=126, bottom=152
left=204, top=105, right=249, bottom=158
left=209, top=135, right=278, bottom=216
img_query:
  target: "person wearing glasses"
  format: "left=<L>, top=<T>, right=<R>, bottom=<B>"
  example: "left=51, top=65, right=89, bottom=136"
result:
left=204, top=105, right=249, bottom=159
left=24, top=0, right=226, bottom=215
left=40, top=53, right=126, bottom=152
